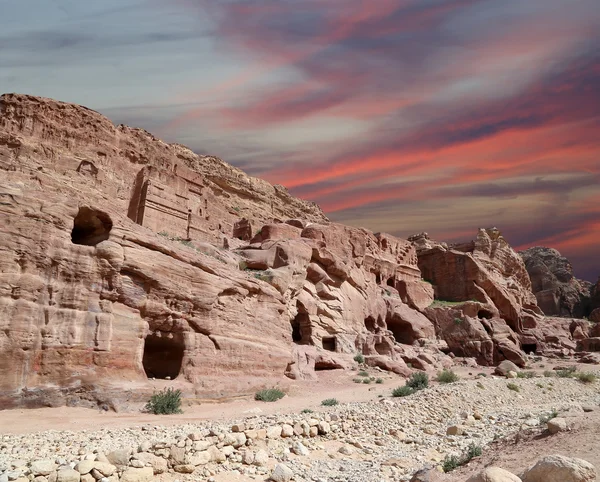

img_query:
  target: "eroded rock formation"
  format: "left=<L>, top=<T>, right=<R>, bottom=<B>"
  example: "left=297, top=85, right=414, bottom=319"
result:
left=520, top=247, right=592, bottom=318
left=0, top=94, right=447, bottom=409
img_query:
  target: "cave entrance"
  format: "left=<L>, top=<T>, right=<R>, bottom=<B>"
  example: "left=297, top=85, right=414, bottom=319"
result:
left=387, top=278, right=395, bottom=287
left=290, top=312, right=312, bottom=344
left=142, top=332, right=184, bottom=379
left=364, top=316, right=377, bottom=332
left=478, top=309, right=494, bottom=319
left=71, top=207, right=113, bottom=246
left=522, top=343, right=537, bottom=355
left=322, top=336, right=336, bottom=352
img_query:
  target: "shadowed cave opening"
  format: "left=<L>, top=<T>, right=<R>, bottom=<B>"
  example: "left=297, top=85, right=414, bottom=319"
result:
left=478, top=309, right=494, bottom=319
left=522, top=343, right=537, bottom=355
left=322, top=336, right=336, bottom=351
left=290, top=312, right=312, bottom=344
left=142, top=332, right=184, bottom=380
left=71, top=207, right=113, bottom=246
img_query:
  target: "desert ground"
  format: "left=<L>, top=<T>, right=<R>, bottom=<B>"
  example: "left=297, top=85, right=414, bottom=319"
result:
left=1, top=359, right=599, bottom=482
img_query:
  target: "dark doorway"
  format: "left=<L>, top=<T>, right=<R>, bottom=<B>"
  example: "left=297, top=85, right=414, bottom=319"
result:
left=71, top=207, right=112, bottom=246
left=387, top=278, right=395, bottom=287
left=522, top=343, right=537, bottom=354
left=142, top=332, right=184, bottom=379
left=290, top=312, right=312, bottom=344
left=478, top=309, right=494, bottom=319
left=364, top=316, right=377, bottom=332
left=322, top=336, right=336, bottom=351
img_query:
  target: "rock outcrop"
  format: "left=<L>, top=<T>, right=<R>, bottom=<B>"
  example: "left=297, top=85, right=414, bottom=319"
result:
left=0, top=93, right=446, bottom=409
left=520, top=247, right=592, bottom=318
left=410, top=230, right=544, bottom=366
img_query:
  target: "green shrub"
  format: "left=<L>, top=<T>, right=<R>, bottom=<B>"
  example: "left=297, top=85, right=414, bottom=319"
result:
left=362, top=378, right=372, bottom=384
left=436, top=369, right=459, bottom=384
left=301, top=408, right=313, bottom=414
left=375, top=378, right=383, bottom=384
left=576, top=372, right=597, bottom=384
left=406, top=372, right=429, bottom=391
left=507, top=383, right=520, bottom=392
left=255, top=388, right=285, bottom=402
left=321, top=398, right=338, bottom=406
left=145, top=388, right=183, bottom=415
left=353, top=378, right=362, bottom=383
left=556, top=366, right=577, bottom=378
left=454, top=317, right=463, bottom=325
left=543, top=370, right=555, bottom=378
left=353, top=353, right=365, bottom=364
left=358, top=370, right=369, bottom=377
left=442, top=455, right=460, bottom=473
left=392, top=386, right=415, bottom=397
left=466, top=443, right=482, bottom=460
left=517, top=371, right=535, bottom=379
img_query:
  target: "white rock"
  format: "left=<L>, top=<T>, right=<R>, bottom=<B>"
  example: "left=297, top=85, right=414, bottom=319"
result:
left=291, top=442, right=309, bottom=456
left=31, top=461, right=56, bottom=477
left=547, top=417, right=572, bottom=434
left=56, top=469, right=80, bottom=482
left=467, top=466, right=522, bottom=482
left=270, top=463, right=293, bottom=482
left=119, top=467, right=154, bottom=482
left=521, top=455, right=596, bottom=482
left=253, top=450, right=269, bottom=467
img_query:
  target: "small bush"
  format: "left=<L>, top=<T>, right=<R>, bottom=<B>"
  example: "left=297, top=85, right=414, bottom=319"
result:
left=255, top=388, right=285, bottom=402
left=476, top=381, right=485, bottom=390
left=539, top=408, right=558, bottom=424
left=442, top=455, right=460, bottom=473
left=436, top=369, right=459, bottom=384
left=454, top=317, right=463, bottom=325
left=353, top=353, right=365, bottom=364
left=353, top=378, right=363, bottom=383
left=543, top=370, right=555, bottom=378
left=576, top=372, right=597, bottom=384
left=358, top=370, right=369, bottom=377
left=301, top=408, right=313, bottom=414
left=392, top=386, right=415, bottom=397
left=507, top=383, right=520, bottom=392
left=517, top=371, right=535, bottom=379
left=362, top=378, right=372, bottom=384
left=145, top=388, right=183, bottom=415
left=556, top=366, right=577, bottom=378
left=466, top=443, right=482, bottom=460
left=376, top=378, right=384, bottom=384
left=321, top=398, right=338, bottom=406
left=536, top=383, right=544, bottom=388
left=406, top=372, right=429, bottom=391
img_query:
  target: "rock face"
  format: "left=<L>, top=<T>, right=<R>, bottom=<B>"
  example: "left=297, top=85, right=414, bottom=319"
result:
left=412, top=230, right=544, bottom=365
left=520, top=247, right=592, bottom=318
left=0, top=93, right=445, bottom=408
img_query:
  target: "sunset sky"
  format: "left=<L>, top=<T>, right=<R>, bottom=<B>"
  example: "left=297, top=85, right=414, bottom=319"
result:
left=1, top=0, right=599, bottom=280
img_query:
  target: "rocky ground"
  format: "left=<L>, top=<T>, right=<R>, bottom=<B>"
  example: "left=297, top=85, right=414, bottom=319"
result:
left=1, top=361, right=599, bottom=482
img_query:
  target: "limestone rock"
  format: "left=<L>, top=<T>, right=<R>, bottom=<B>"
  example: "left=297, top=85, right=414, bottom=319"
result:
left=270, top=463, right=294, bottom=482
left=547, top=417, right=574, bottom=434
left=30, top=461, right=56, bottom=477
left=467, top=467, right=522, bottom=482
left=521, top=455, right=596, bottom=482
left=119, top=468, right=154, bottom=482
left=56, top=470, right=80, bottom=482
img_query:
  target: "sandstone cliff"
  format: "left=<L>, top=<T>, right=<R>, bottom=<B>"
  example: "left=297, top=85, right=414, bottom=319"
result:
left=0, top=94, right=448, bottom=409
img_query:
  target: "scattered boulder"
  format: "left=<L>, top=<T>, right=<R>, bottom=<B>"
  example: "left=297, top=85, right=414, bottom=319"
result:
left=467, top=467, right=522, bottom=482
left=495, top=360, right=519, bottom=376
left=270, top=463, right=294, bottom=482
left=521, top=455, right=596, bottom=482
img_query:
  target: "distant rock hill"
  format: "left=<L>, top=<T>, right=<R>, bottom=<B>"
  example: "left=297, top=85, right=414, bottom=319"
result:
left=520, top=246, right=594, bottom=318
left=1, top=93, right=598, bottom=410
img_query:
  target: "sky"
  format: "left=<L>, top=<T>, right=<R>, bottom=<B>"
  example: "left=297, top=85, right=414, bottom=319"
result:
left=1, top=0, right=599, bottom=281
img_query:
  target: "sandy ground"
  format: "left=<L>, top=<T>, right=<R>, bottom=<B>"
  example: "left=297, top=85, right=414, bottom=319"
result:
left=0, top=369, right=414, bottom=435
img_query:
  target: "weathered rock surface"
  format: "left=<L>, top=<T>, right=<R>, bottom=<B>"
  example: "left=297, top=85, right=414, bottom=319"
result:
left=520, top=247, right=592, bottom=318
left=0, top=93, right=442, bottom=408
